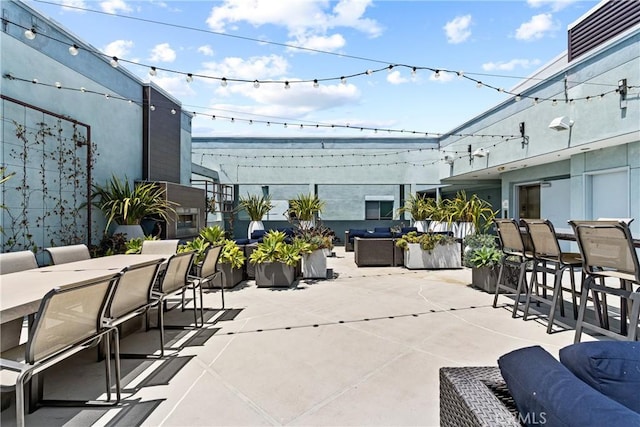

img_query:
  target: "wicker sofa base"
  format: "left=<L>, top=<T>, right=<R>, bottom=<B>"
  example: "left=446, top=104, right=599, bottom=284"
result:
left=440, top=367, right=521, bottom=427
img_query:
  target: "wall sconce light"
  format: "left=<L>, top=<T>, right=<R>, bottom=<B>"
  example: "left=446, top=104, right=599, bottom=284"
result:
left=472, top=148, right=488, bottom=158
left=548, top=116, right=574, bottom=131
left=618, top=78, right=627, bottom=109
left=261, top=185, right=269, bottom=196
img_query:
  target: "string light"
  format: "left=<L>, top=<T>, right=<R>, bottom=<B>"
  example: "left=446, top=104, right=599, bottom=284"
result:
left=253, top=80, right=260, bottom=88
left=434, top=70, right=440, bottom=79
left=313, top=79, right=319, bottom=88
left=411, top=67, right=417, bottom=77
left=68, top=44, right=79, bottom=56
left=149, top=67, right=157, bottom=76
left=80, top=86, right=86, bottom=92
left=110, top=56, right=119, bottom=68
left=552, top=99, right=558, bottom=106
left=32, top=78, right=38, bottom=84
left=366, top=70, right=373, bottom=75
left=340, top=76, right=347, bottom=85
left=220, top=77, right=228, bottom=87
left=476, top=81, right=482, bottom=88
left=150, top=105, right=155, bottom=111
left=186, top=73, right=193, bottom=83
left=515, top=95, right=521, bottom=102
left=284, top=81, right=290, bottom=89
left=170, top=108, right=176, bottom=114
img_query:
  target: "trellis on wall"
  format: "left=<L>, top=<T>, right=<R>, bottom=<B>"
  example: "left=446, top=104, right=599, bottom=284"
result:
left=1, top=95, right=96, bottom=255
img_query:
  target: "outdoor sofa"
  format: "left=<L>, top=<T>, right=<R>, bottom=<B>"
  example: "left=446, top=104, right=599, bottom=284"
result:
left=440, top=341, right=640, bottom=427
left=353, top=236, right=404, bottom=267
left=345, top=227, right=417, bottom=252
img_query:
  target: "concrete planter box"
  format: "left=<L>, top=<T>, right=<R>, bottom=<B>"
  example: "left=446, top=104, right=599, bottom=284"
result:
left=212, top=263, right=244, bottom=289
left=471, top=266, right=499, bottom=293
left=255, top=262, right=296, bottom=287
left=302, top=249, right=327, bottom=279
left=403, top=243, right=461, bottom=269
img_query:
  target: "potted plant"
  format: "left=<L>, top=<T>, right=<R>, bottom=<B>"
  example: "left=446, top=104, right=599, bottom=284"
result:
left=425, top=197, right=454, bottom=233
left=90, top=175, right=176, bottom=240
left=396, top=231, right=461, bottom=269
left=463, top=233, right=504, bottom=292
left=448, top=191, right=498, bottom=239
left=294, top=226, right=334, bottom=279
left=287, top=193, right=325, bottom=230
left=213, top=239, right=246, bottom=288
left=397, top=193, right=431, bottom=232
left=249, top=230, right=301, bottom=287
left=178, top=237, right=210, bottom=264
left=238, top=193, right=274, bottom=239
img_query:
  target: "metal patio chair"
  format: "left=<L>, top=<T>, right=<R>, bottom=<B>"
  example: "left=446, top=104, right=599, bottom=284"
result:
left=521, top=219, right=583, bottom=333
left=103, top=259, right=165, bottom=358
left=44, top=244, right=91, bottom=265
left=492, top=219, right=534, bottom=318
left=141, top=239, right=180, bottom=255
left=188, top=245, right=224, bottom=310
left=0, top=274, right=121, bottom=427
left=569, top=220, right=640, bottom=342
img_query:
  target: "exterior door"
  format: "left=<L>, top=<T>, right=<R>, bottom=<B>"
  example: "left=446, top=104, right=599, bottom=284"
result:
left=518, top=184, right=540, bottom=219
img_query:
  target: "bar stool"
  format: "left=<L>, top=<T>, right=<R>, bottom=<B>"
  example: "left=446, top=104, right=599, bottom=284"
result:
left=492, top=219, right=535, bottom=318
left=569, top=220, right=640, bottom=342
left=521, top=219, right=583, bottom=333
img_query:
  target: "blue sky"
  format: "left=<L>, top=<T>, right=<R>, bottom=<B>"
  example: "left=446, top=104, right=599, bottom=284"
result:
left=27, top=0, right=600, bottom=137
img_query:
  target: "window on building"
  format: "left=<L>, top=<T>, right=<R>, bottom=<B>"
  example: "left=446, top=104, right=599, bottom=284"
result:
left=365, top=200, right=394, bottom=220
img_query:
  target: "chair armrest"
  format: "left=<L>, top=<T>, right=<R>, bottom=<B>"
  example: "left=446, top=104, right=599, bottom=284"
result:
left=0, top=358, right=25, bottom=372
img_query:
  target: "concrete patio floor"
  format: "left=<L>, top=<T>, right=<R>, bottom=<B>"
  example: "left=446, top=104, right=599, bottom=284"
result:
left=2, top=247, right=595, bottom=426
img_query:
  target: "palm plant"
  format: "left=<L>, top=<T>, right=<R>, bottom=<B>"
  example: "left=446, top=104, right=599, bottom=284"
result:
left=397, top=193, right=431, bottom=221
left=238, top=193, right=274, bottom=221
left=447, top=191, right=497, bottom=233
left=90, top=175, right=176, bottom=232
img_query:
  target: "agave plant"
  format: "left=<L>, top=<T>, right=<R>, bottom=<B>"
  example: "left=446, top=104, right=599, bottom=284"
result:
left=90, top=175, right=177, bottom=232
left=249, top=230, right=301, bottom=267
left=178, top=236, right=210, bottom=264
left=218, top=240, right=246, bottom=269
left=238, top=193, right=273, bottom=221
left=200, top=225, right=226, bottom=245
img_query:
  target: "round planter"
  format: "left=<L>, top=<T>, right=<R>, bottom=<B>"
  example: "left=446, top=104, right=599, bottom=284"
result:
left=112, top=224, right=145, bottom=240
left=247, top=220, right=264, bottom=239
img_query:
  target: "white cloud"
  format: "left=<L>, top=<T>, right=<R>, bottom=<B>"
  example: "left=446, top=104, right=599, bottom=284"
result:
left=287, top=33, right=346, bottom=52
left=206, top=0, right=381, bottom=52
left=198, top=45, right=215, bottom=57
left=200, top=55, right=289, bottom=81
left=527, top=0, right=577, bottom=12
left=58, top=0, right=88, bottom=11
left=515, top=13, right=557, bottom=40
left=443, top=15, right=472, bottom=44
left=212, top=81, right=361, bottom=118
left=387, top=70, right=408, bottom=85
left=150, top=74, right=196, bottom=98
left=482, top=58, right=542, bottom=71
left=100, top=0, right=132, bottom=14
left=103, top=39, right=133, bottom=58
left=149, top=43, right=176, bottom=62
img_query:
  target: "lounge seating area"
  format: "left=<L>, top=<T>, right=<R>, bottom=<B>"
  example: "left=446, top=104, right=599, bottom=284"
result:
left=2, top=241, right=638, bottom=426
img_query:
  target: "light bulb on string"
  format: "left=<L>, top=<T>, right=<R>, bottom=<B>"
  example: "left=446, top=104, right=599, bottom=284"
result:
left=170, top=109, right=176, bottom=114
left=211, top=115, right=216, bottom=120
left=411, top=67, right=417, bottom=77
left=434, top=70, right=440, bottom=79
left=149, top=67, right=157, bottom=76
left=476, top=81, right=482, bottom=88
left=110, top=57, right=119, bottom=68
left=55, top=82, right=62, bottom=88
left=533, top=98, right=539, bottom=105
left=253, top=80, right=260, bottom=88
left=266, top=122, right=271, bottom=127
left=387, top=65, right=393, bottom=72
left=284, top=81, right=290, bottom=89
left=68, top=44, right=79, bottom=56
left=366, top=69, right=373, bottom=75
left=220, top=77, right=228, bottom=87
left=457, top=71, right=464, bottom=78
left=231, top=118, right=235, bottom=123
left=186, top=74, right=193, bottom=83
left=515, top=95, right=521, bottom=102
left=80, top=87, right=86, bottom=92
left=284, top=123, right=288, bottom=128
left=552, top=99, right=558, bottom=106
left=24, top=28, right=36, bottom=40
left=340, top=76, right=347, bottom=85
left=150, top=105, right=155, bottom=111
left=313, top=79, right=319, bottom=88
left=32, top=79, right=38, bottom=84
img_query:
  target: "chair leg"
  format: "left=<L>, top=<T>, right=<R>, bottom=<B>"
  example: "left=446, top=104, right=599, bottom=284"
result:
left=523, top=264, right=537, bottom=321
left=628, top=292, right=640, bottom=341
left=111, top=328, right=121, bottom=403
left=547, top=271, right=564, bottom=334
left=569, top=267, right=578, bottom=320
left=492, top=262, right=506, bottom=308
left=575, top=276, right=593, bottom=343
left=158, top=298, right=165, bottom=358
left=16, top=373, right=27, bottom=427
left=511, top=262, right=528, bottom=318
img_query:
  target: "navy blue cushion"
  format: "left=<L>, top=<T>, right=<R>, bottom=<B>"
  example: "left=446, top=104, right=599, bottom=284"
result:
left=499, top=345, right=640, bottom=426
left=276, top=227, right=294, bottom=236
left=401, top=227, right=418, bottom=234
left=234, top=238, right=251, bottom=245
left=560, top=341, right=640, bottom=413
left=363, top=232, right=392, bottom=238
left=251, top=229, right=267, bottom=240
left=348, top=229, right=368, bottom=243
left=374, top=227, right=391, bottom=233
